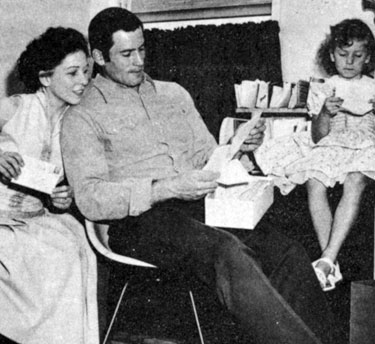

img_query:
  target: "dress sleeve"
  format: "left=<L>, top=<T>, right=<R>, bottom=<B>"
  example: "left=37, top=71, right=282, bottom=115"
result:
left=0, top=96, right=21, bottom=129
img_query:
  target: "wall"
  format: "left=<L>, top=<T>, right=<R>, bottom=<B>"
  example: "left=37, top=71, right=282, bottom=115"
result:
left=277, top=0, right=375, bottom=82
left=119, top=0, right=375, bottom=83
left=2, top=0, right=374, bottom=97
left=0, top=0, right=91, bottom=97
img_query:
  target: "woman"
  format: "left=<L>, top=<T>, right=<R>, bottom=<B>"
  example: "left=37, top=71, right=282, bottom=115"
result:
left=0, top=27, right=98, bottom=344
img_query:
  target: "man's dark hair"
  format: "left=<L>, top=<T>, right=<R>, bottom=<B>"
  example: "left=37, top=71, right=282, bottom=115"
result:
left=88, top=7, right=143, bottom=61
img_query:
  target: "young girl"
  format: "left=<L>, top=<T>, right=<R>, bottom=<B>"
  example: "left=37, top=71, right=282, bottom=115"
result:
left=255, top=18, right=375, bottom=291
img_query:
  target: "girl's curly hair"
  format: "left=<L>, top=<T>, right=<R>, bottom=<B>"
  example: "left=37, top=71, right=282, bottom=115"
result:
left=17, top=27, right=89, bottom=93
left=316, top=18, right=375, bottom=76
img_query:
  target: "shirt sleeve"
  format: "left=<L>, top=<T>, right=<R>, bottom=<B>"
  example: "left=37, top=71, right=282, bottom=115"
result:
left=179, top=86, right=217, bottom=169
left=61, top=109, right=154, bottom=222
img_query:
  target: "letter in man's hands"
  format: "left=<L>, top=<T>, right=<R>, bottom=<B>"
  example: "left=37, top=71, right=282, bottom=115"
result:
left=204, top=109, right=262, bottom=174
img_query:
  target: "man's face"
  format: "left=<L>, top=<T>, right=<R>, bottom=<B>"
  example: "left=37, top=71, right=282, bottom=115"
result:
left=103, top=27, right=145, bottom=88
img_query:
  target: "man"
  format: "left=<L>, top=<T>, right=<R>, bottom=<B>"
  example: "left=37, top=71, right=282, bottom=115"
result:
left=61, top=7, right=334, bottom=344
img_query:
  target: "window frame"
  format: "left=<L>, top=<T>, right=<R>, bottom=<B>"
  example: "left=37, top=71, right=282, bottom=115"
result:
left=125, top=0, right=272, bottom=23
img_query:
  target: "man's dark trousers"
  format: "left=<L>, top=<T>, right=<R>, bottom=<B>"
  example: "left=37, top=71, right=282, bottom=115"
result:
left=109, top=199, right=334, bottom=344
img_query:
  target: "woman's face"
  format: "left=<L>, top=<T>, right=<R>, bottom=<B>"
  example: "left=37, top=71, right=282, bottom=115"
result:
left=44, top=50, right=90, bottom=106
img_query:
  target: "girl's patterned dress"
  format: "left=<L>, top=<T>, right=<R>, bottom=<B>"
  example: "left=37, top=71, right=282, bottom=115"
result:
left=255, top=75, right=375, bottom=194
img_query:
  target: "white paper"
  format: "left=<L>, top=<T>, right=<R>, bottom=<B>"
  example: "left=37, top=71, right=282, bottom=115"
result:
left=338, top=87, right=373, bottom=115
left=288, top=83, right=298, bottom=109
left=235, top=79, right=270, bottom=109
left=235, top=80, right=259, bottom=108
left=11, top=156, right=63, bottom=194
left=255, top=80, right=269, bottom=108
left=307, top=81, right=333, bottom=115
left=229, top=109, right=262, bottom=157
left=241, top=80, right=259, bottom=108
left=269, top=82, right=293, bottom=108
left=215, top=178, right=270, bottom=200
left=234, top=84, right=240, bottom=108
left=204, top=110, right=262, bottom=185
left=216, top=159, right=251, bottom=186
left=219, top=117, right=236, bottom=145
left=203, top=145, right=232, bottom=173
left=271, top=117, right=308, bottom=138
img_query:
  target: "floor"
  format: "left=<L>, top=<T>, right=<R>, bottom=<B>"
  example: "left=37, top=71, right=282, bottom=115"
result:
left=105, top=184, right=375, bottom=344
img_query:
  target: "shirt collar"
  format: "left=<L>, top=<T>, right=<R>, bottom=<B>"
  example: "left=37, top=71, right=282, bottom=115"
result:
left=92, top=73, right=156, bottom=103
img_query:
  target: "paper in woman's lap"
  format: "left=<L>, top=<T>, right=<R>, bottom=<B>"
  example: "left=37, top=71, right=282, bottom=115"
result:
left=11, top=156, right=63, bottom=194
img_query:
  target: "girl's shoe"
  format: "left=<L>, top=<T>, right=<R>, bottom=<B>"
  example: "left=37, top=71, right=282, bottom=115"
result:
left=312, top=257, right=342, bottom=292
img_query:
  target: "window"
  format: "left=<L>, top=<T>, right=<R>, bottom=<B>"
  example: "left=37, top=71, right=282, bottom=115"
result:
left=123, top=0, right=272, bottom=23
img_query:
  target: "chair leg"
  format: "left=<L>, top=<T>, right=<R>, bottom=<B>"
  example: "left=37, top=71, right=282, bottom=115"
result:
left=103, top=281, right=129, bottom=344
left=189, top=290, right=205, bottom=344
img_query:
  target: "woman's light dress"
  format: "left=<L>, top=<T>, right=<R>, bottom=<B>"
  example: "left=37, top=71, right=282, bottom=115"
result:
left=0, top=91, right=99, bottom=344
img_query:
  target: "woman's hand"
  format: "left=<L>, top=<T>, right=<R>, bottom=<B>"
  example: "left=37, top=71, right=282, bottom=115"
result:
left=0, top=151, right=24, bottom=180
left=50, top=185, right=73, bottom=210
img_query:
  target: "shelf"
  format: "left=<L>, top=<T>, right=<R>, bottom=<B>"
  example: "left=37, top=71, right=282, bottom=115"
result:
left=236, top=108, right=308, bottom=114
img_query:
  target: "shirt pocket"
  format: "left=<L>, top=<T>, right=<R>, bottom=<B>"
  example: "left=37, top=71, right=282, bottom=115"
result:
left=100, top=114, right=146, bottom=157
left=102, top=114, right=139, bottom=135
left=157, top=103, right=192, bottom=144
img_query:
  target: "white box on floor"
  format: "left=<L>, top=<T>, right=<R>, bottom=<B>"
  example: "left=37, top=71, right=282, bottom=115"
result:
left=205, top=176, right=274, bottom=230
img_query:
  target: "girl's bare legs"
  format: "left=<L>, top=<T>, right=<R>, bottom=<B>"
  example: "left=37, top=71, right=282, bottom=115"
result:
left=307, top=178, right=332, bottom=252
left=322, top=172, right=367, bottom=264
left=308, top=173, right=367, bottom=279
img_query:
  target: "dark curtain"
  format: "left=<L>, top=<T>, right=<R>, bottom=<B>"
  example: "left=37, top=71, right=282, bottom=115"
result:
left=144, top=21, right=282, bottom=138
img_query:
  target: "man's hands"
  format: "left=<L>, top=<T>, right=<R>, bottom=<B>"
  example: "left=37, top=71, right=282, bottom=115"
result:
left=0, top=151, right=24, bottom=180
left=152, top=170, right=220, bottom=203
left=50, top=185, right=73, bottom=210
left=239, top=118, right=266, bottom=153
left=152, top=118, right=266, bottom=204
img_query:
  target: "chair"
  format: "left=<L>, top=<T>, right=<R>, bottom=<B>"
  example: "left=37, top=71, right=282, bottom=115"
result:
left=85, top=220, right=205, bottom=344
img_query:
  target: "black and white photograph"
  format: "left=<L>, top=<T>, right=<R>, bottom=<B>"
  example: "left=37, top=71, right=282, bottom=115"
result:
left=0, top=1, right=375, bottom=343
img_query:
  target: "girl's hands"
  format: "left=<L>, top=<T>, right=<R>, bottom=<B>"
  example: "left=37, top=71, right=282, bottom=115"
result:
left=322, top=96, right=344, bottom=117
left=50, top=185, right=73, bottom=210
left=0, top=151, right=24, bottom=180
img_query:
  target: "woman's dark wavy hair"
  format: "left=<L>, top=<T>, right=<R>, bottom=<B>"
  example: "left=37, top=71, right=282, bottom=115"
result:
left=316, top=18, right=375, bottom=76
left=17, top=27, right=89, bottom=93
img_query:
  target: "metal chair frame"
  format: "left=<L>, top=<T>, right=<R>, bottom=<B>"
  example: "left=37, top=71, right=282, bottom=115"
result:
left=85, top=220, right=205, bottom=344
